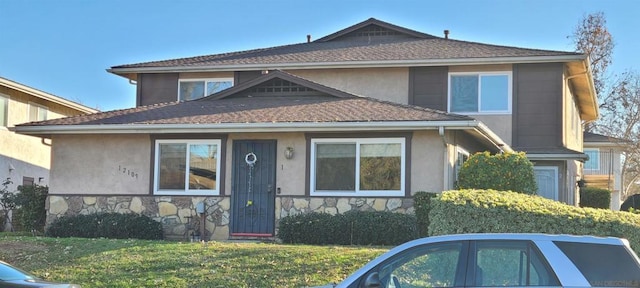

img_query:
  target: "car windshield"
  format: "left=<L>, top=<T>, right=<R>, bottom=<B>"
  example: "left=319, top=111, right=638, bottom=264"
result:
left=0, top=262, right=37, bottom=281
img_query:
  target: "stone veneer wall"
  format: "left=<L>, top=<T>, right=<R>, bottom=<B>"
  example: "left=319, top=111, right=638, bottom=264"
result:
left=45, top=195, right=414, bottom=241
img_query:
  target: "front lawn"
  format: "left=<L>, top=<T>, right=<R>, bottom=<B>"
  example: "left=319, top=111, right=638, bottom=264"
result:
left=0, top=235, right=387, bottom=287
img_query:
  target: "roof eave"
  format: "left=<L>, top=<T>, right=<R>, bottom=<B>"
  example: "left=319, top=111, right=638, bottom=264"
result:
left=0, top=78, right=99, bottom=114
left=13, top=120, right=486, bottom=135
left=107, top=55, right=588, bottom=79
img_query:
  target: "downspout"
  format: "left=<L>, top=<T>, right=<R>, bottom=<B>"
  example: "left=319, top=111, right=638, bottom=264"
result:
left=439, top=126, right=450, bottom=190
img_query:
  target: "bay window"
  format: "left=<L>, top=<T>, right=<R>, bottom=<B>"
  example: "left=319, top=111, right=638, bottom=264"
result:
left=311, top=138, right=405, bottom=197
left=154, top=139, right=221, bottom=195
left=449, top=72, right=511, bottom=114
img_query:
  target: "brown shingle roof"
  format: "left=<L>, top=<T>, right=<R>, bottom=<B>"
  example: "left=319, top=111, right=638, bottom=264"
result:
left=110, top=18, right=579, bottom=71
left=20, top=96, right=471, bottom=127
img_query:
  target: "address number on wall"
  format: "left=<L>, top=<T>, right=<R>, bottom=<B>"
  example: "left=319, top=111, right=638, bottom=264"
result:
left=118, top=165, right=139, bottom=179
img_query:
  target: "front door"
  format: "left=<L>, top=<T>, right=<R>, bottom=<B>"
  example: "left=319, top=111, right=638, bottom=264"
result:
left=231, top=140, right=276, bottom=237
left=534, top=166, right=559, bottom=201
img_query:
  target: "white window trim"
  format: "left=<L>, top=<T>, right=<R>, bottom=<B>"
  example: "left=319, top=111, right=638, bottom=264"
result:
left=447, top=71, right=513, bottom=115
left=177, top=78, right=234, bottom=101
left=153, top=139, right=222, bottom=196
left=584, top=148, right=600, bottom=171
left=28, top=102, right=48, bottom=121
left=310, top=137, right=405, bottom=197
left=454, top=147, right=470, bottom=180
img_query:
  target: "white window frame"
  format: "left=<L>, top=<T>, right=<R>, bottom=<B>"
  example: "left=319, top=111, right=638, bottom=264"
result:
left=153, top=139, right=222, bottom=196
left=28, top=102, right=48, bottom=122
left=310, top=137, right=405, bottom=197
left=0, top=94, right=8, bottom=127
left=178, top=78, right=234, bottom=101
left=454, top=147, right=470, bottom=181
left=584, top=148, right=600, bottom=171
left=447, top=71, right=512, bottom=114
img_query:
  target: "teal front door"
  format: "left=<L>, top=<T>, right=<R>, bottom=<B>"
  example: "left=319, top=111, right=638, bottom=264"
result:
left=231, top=140, right=276, bottom=237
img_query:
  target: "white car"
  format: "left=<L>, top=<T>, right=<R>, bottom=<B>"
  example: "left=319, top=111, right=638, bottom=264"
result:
left=320, top=233, right=640, bottom=288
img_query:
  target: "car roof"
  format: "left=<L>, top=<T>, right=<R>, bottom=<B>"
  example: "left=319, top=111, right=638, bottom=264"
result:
left=415, top=233, right=627, bottom=246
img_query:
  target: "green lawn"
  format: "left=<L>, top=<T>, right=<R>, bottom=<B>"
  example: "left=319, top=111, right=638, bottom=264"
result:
left=0, top=235, right=387, bottom=287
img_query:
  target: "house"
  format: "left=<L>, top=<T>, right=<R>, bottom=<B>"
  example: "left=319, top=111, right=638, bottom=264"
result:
left=13, top=18, right=597, bottom=240
left=583, top=131, right=624, bottom=210
left=0, top=77, right=98, bottom=230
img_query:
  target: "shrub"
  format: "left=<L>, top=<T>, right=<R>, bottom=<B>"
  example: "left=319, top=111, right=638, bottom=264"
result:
left=13, top=185, right=48, bottom=232
left=278, top=210, right=417, bottom=246
left=46, top=212, right=164, bottom=240
left=457, top=151, right=537, bottom=194
left=413, top=192, right=438, bottom=237
left=429, top=189, right=640, bottom=253
left=621, top=194, right=640, bottom=211
left=580, top=187, right=611, bottom=209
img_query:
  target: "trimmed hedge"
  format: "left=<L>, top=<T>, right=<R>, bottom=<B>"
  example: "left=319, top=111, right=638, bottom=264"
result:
left=414, top=192, right=438, bottom=237
left=580, top=187, right=611, bottom=209
left=621, top=194, right=640, bottom=211
left=457, top=151, right=537, bottom=194
left=278, top=210, right=417, bottom=245
left=428, top=189, right=640, bottom=253
left=45, top=212, right=164, bottom=240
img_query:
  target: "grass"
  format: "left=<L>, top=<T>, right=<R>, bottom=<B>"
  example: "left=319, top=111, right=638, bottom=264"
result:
left=0, top=234, right=387, bottom=287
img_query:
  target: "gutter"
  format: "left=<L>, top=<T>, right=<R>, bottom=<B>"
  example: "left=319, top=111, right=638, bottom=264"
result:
left=107, top=55, right=587, bottom=76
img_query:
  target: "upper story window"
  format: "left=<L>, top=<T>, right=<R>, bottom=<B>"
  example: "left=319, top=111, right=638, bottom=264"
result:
left=448, top=72, right=512, bottom=114
left=310, top=138, right=405, bottom=197
left=0, top=95, right=7, bottom=127
left=178, top=78, right=233, bottom=101
left=584, top=148, right=600, bottom=170
left=28, top=102, right=48, bottom=122
left=154, top=139, right=221, bottom=195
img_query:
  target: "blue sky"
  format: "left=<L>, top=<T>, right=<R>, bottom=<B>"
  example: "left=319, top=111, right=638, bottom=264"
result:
left=1, top=0, right=638, bottom=111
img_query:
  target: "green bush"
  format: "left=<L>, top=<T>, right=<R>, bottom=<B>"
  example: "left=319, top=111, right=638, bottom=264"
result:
left=13, top=185, right=48, bottom=232
left=414, top=192, right=438, bottom=237
left=429, top=189, right=640, bottom=253
left=278, top=210, right=417, bottom=245
left=457, top=151, right=537, bottom=194
left=621, top=194, right=640, bottom=211
left=580, top=187, right=611, bottom=209
left=45, top=212, right=164, bottom=240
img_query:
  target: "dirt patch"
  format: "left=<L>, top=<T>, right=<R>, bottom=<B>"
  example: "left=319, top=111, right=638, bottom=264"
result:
left=0, top=241, right=49, bottom=262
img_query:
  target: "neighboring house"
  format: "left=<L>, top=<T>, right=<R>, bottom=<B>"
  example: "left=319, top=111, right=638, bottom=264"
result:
left=0, top=77, right=98, bottom=230
left=14, top=18, right=597, bottom=240
left=583, top=131, right=624, bottom=210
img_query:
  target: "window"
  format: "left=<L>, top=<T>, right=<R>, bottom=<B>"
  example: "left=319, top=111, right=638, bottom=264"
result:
left=22, top=177, right=34, bottom=186
left=178, top=78, right=233, bottom=101
left=154, top=139, right=221, bottom=195
left=454, top=147, right=469, bottom=182
left=0, top=95, right=7, bottom=127
left=310, top=138, right=405, bottom=197
left=554, top=241, right=640, bottom=287
left=584, top=148, right=600, bottom=170
left=28, top=102, right=47, bottom=122
left=374, top=241, right=465, bottom=287
left=472, top=241, right=559, bottom=286
left=449, top=72, right=511, bottom=114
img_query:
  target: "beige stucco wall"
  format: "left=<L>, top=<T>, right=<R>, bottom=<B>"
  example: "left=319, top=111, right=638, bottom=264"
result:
left=563, top=72, right=583, bottom=151
left=286, top=68, right=409, bottom=104
left=50, top=134, right=151, bottom=195
left=225, top=133, right=307, bottom=196
left=410, top=130, right=446, bottom=193
left=473, top=115, right=513, bottom=146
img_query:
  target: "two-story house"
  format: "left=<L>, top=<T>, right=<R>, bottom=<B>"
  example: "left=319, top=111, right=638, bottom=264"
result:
left=583, top=131, right=625, bottom=210
left=1, top=77, right=98, bottom=230
left=14, top=18, right=597, bottom=240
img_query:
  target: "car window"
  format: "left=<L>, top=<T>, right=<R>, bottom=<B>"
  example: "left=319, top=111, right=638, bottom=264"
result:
left=554, top=241, right=640, bottom=287
left=375, top=241, right=465, bottom=288
left=470, top=241, right=559, bottom=287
